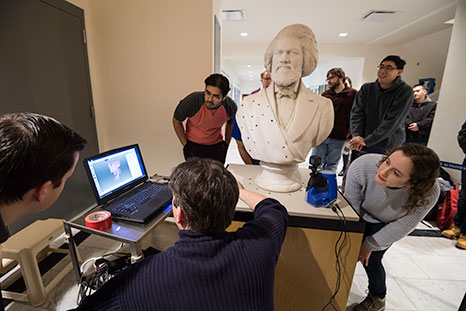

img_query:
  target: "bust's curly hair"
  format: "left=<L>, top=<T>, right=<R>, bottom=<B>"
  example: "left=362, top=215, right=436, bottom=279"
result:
left=379, top=144, right=440, bottom=213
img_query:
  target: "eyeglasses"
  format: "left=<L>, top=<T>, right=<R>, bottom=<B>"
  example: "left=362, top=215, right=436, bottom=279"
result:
left=262, top=78, right=272, bottom=81
left=377, top=65, right=397, bottom=71
left=326, top=75, right=337, bottom=81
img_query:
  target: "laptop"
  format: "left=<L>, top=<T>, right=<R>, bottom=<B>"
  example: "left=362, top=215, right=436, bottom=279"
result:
left=83, top=144, right=172, bottom=223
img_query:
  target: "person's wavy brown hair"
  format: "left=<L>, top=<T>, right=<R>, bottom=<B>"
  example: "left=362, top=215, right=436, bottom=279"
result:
left=379, top=144, right=440, bottom=213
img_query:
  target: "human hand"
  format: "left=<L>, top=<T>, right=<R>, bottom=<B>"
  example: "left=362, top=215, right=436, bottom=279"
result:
left=408, top=123, right=419, bottom=132
left=358, top=242, right=372, bottom=267
left=350, top=136, right=366, bottom=151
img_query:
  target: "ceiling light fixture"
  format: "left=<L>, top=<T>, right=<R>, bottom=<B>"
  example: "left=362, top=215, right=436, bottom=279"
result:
left=240, top=32, right=248, bottom=37
left=339, top=33, right=348, bottom=37
left=362, top=10, right=400, bottom=23
left=444, top=19, right=454, bottom=24
left=222, top=10, right=247, bottom=21
left=246, top=65, right=251, bottom=68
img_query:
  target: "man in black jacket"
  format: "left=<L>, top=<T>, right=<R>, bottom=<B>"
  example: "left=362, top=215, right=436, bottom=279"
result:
left=350, top=55, right=413, bottom=153
left=405, top=84, right=437, bottom=145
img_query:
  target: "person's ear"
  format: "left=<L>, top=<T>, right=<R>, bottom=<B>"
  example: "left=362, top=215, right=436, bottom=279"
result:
left=396, top=69, right=403, bottom=76
left=173, top=205, right=187, bottom=227
left=33, top=181, right=53, bottom=202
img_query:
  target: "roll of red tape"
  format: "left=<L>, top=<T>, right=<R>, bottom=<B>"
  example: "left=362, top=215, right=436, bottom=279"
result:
left=85, top=211, right=112, bottom=231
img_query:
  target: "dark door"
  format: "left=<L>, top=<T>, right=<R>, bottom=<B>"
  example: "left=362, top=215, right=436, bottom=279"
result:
left=0, top=0, right=99, bottom=233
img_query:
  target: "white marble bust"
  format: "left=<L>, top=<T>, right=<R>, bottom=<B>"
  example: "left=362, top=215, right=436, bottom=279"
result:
left=237, top=24, right=334, bottom=192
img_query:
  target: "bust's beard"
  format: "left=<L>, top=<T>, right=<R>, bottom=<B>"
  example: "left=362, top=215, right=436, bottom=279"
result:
left=272, top=67, right=301, bottom=88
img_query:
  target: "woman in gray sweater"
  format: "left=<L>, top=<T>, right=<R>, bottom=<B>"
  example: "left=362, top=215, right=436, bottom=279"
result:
left=345, top=144, right=440, bottom=311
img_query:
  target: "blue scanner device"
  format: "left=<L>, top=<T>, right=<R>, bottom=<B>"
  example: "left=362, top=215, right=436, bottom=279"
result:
left=305, top=156, right=338, bottom=207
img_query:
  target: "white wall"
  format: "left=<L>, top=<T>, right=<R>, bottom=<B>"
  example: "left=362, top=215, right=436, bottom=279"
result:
left=429, top=0, right=466, bottom=182
left=302, top=56, right=365, bottom=90
left=224, top=26, right=452, bottom=94
left=317, top=40, right=448, bottom=88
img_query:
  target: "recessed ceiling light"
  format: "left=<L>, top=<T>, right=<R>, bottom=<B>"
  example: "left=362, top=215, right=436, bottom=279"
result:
left=246, top=65, right=251, bottom=68
left=248, top=71, right=252, bottom=74
left=445, top=19, right=454, bottom=24
left=240, top=32, right=248, bottom=37
left=339, top=33, right=348, bottom=37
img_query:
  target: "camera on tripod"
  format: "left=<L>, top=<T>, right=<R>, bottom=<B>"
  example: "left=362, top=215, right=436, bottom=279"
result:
left=305, top=155, right=337, bottom=207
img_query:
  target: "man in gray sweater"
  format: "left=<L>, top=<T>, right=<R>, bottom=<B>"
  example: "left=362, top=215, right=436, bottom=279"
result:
left=350, top=55, right=413, bottom=153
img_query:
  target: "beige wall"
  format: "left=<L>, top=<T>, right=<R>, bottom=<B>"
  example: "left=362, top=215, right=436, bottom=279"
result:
left=71, top=0, right=217, bottom=176
left=429, top=0, right=466, bottom=182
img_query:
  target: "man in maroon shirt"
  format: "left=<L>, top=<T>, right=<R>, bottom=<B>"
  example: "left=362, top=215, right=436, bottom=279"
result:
left=172, top=74, right=237, bottom=164
left=309, top=68, right=357, bottom=172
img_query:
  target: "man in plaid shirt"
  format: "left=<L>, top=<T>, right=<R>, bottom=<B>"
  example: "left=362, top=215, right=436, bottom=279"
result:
left=310, top=68, right=357, bottom=172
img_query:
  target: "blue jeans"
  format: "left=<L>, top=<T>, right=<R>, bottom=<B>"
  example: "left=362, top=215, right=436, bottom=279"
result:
left=310, top=138, right=345, bottom=173
left=454, top=157, right=466, bottom=234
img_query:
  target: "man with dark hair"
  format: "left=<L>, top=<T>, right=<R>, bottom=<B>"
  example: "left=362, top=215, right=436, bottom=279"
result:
left=173, top=73, right=237, bottom=164
left=0, top=112, right=86, bottom=310
left=350, top=55, right=413, bottom=154
left=0, top=112, right=86, bottom=228
left=76, top=158, right=288, bottom=311
left=405, top=84, right=437, bottom=145
left=310, top=68, right=357, bottom=172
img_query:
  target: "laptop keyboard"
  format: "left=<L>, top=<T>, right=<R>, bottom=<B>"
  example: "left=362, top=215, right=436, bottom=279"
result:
left=110, top=183, right=167, bottom=215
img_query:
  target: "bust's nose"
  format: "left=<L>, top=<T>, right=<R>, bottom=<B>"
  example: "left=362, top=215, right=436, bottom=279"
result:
left=279, top=52, right=290, bottom=63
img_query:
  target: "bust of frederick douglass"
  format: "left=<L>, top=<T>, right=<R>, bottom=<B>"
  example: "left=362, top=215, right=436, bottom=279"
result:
left=237, top=24, right=333, bottom=166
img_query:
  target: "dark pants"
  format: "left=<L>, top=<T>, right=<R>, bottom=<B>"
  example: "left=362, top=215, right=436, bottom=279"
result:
left=183, top=140, right=228, bottom=164
left=454, top=157, right=466, bottom=234
left=363, top=221, right=390, bottom=299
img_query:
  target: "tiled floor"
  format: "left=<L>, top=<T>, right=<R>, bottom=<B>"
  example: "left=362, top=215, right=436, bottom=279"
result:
left=4, top=142, right=465, bottom=310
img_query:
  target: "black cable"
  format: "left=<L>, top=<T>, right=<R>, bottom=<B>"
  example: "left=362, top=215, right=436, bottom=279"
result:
left=77, top=252, right=131, bottom=305
left=321, top=203, right=348, bottom=311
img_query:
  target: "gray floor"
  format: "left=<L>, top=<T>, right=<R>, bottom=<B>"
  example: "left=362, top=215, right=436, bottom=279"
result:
left=4, top=141, right=465, bottom=310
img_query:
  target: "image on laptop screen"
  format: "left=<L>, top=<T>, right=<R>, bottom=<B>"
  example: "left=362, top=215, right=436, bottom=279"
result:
left=86, top=146, right=146, bottom=200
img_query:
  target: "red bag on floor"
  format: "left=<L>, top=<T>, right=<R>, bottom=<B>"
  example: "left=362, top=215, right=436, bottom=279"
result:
left=436, top=189, right=460, bottom=230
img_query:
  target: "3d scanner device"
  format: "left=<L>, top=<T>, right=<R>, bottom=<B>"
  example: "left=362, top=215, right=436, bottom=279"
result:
left=305, top=156, right=338, bottom=207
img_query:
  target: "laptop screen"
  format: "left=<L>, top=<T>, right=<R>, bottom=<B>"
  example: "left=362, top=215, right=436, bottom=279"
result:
left=84, top=145, right=147, bottom=200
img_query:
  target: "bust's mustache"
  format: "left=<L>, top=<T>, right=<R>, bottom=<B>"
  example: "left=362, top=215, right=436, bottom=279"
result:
left=273, top=67, right=301, bottom=88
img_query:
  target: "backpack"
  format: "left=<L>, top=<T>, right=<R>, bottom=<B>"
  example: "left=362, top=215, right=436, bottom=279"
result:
left=436, top=189, right=460, bottom=230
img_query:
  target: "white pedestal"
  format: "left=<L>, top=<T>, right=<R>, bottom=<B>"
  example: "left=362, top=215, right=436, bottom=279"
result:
left=254, top=161, right=302, bottom=192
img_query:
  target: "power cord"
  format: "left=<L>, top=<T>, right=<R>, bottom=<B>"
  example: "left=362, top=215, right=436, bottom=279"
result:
left=321, top=203, right=348, bottom=311
left=77, top=251, right=131, bottom=305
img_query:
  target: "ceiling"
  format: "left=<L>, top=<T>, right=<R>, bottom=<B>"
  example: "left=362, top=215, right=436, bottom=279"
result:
left=221, top=0, right=457, bottom=87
